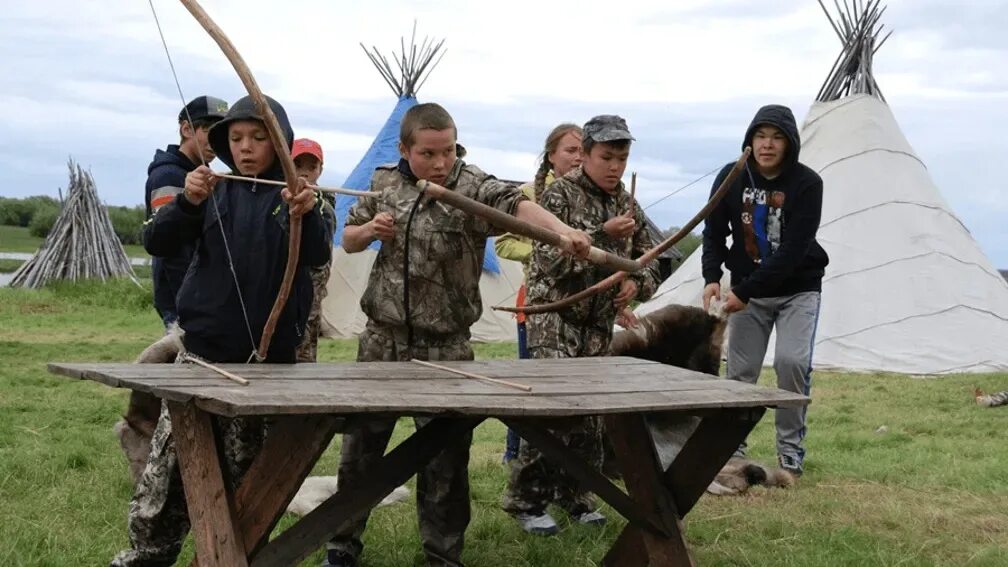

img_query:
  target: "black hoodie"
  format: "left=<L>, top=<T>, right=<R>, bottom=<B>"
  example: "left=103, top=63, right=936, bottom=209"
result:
left=143, top=95, right=334, bottom=363
left=701, top=104, right=829, bottom=302
left=145, top=145, right=198, bottom=318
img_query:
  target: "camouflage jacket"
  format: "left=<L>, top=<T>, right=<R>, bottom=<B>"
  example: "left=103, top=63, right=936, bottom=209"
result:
left=527, top=166, right=660, bottom=327
left=346, top=159, right=528, bottom=338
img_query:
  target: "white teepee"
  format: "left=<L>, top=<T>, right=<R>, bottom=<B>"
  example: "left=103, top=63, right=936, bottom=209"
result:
left=320, top=29, right=523, bottom=342
left=637, top=2, right=1008, bottom=374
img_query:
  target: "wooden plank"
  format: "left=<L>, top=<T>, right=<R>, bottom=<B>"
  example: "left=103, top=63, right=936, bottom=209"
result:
left=167, top=401, right=248, bottom=567
left=502, top=419, right=667, bottom=536
left=603, top=528, right=647, bottom=567
left=191, top=387, right=806, bottom=418
left=604, top=414, right=693, bottom=567
left=233, top=415, right=341, bottom=557
left=47, top=361, right=808, bottom=417
left=56, top=375, right=781, bottom=396
left=251, top=417, right=483, bottom=567
left=665, top=409, right=765, bottom=515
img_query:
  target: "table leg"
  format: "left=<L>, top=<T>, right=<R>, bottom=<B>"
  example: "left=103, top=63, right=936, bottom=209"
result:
left=251, top=417, right=483, bottom=567
left=603, top=414, right=693, bottom=567
left=502, top=418, right=667, bottom=536
left=167, top=401, right=248, bottom=567
left=602, top=408, right=766, bottom=566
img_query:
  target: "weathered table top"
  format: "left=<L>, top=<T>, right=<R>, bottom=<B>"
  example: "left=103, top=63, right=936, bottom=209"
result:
left=48, top=357, right=808, bottom=418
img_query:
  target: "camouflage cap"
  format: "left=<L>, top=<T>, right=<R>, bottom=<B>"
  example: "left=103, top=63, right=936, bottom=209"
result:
left=583, top=114, right=634, bottom=143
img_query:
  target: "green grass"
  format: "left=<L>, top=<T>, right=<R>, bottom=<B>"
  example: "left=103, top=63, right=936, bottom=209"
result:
left=0, top=224, right=148, bottom=258
left=1, top=279, right=1007, bottom=565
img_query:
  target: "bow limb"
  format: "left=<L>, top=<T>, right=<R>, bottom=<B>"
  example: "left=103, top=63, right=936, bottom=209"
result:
left=179, top=0, right=302, bottom=362
left=415, top=179, right=643, bottom=273
left=496, top=147, right=751, bottom=315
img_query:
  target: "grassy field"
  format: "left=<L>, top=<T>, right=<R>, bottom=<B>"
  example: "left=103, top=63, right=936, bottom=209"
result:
left=1, top=279, right=1006, bottom=566
left=0, top=225, right=150, bottom=280
left=0, top=224, right=148, bottom=258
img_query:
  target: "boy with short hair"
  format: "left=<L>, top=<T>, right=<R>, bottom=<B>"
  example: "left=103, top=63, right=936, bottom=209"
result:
left=117, top=95, right=229, bottom=488
left=325, top=102, right=591, bottom=567
left=701, top=104, right=829, bottom=477
left=145, top=95, right=229, bottom=328
left=111, top=94, right=334, bottom=567
left=501, top=115, right=660, bottom=534
left=292, top=138, right=334, bottom=363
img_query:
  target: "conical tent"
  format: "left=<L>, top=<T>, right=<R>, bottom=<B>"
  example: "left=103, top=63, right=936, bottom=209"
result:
left=637, top=1, right=1008, bottom=374
left=321, top=31, right=523, bottom=342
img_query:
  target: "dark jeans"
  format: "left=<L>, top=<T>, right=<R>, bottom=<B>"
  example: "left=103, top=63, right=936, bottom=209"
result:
left=503, top=322, right=529, bottom=462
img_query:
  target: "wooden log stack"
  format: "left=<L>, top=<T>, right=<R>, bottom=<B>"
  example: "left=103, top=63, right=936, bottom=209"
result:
left=10, top=159, right=138, bottom=288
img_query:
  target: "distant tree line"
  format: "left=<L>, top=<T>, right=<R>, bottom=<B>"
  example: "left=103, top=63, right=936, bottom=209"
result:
left=0, top=196, right=146, bottom=246
left=665, top=226, right=702, bottom=274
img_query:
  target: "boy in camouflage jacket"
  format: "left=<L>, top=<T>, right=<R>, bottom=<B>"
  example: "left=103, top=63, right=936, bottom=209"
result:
left=502, top=115, right=660, bottom=535
left=324, top=102, right=591, bottom=567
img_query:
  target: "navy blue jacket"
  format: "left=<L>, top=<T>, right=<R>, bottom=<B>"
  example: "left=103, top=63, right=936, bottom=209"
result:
left=145, top=145, right=198, bottom=317
left=701, top=104, right=829, bottom=302
left=143, top=95, right=334, bottom=363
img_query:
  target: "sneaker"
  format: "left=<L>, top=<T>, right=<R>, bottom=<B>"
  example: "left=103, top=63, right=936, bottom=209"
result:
left=322, top=550, right=357, bottom=567
left=576, top=508, right=604, bottom=524
left=515, top=512, right=560, bottom=535
left=778, top=454, right=804, bottom=477
left=573, top=510, right=607, bottom=526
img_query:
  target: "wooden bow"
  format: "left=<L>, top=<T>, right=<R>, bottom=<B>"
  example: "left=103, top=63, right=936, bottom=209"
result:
left=494, top=147, right=751, bottom=315
left=180, top=0, right=303, bottom=362
left=415, top=179, right=644, bottom=274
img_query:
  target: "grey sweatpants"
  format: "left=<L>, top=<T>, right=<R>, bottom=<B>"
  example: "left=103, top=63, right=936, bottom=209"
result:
left=727, top=291, right=821, bottom=463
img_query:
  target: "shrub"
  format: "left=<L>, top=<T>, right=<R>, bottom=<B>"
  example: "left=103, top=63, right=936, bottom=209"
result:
left=28, top=204, right=60, bottom=238
left=107, top=206, right=146, bottom=246
left=0, top=196, right=60, bottom=227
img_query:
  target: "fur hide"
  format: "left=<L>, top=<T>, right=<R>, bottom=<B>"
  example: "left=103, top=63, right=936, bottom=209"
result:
left=286, top=476, right=410, bottom=516
left=609, top=304, right=726, bottom=375
left=115, top=325, right=184, bottom=484
left=706, top=457, right=796, bottom=496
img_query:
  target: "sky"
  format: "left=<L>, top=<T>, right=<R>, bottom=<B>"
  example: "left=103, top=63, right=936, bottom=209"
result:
left=1, top=0, right=1005, bottom=266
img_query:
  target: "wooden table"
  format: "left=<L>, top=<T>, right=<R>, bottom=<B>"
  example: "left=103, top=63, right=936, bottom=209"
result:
left=49, top=356, right=807, bottom=566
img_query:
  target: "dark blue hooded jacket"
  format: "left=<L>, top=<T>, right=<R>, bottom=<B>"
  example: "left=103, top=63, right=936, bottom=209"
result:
left=143, top=95, right=334, bottom=363
left=145, top=145, right=198, bottom=317
left=701, top=104, right=829, bottom=302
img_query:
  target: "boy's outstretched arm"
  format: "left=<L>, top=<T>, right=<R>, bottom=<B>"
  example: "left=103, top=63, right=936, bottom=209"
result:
left=514, top=200, right=591, bottom=258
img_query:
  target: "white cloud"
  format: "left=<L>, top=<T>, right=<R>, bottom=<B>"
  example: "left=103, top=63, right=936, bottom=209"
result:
left=1, top=0, right=1005, bottom=265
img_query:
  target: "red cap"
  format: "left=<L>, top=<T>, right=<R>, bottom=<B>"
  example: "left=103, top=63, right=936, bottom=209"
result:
left=291, top=138, right=323, bottom=163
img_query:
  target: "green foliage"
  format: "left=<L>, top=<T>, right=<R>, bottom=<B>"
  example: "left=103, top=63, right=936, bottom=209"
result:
left=666, top=225, right=703, bottom=273
left=0, top=195, right=60, bottom=227
left=107, top=206, right=146, bottom=246
left=27, top=203, right=60, bottom=238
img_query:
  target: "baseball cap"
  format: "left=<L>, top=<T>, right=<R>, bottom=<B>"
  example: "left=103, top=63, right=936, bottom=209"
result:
left=291, top=138, right=324, bottom=163
left=178, top=96, right=229, bottom=124
left=583, top=115, right=635, bottom=143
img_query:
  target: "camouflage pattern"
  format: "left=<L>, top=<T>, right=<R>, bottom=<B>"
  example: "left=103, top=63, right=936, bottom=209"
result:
left=504, top=166, right=660, bottom=518
left=502, top=413, right=604, bottom=517
left=524, top=166, right=660, bottom=356
left=327, top=325, right=474, bottom=567
left=347, top=160, right=527, bottom=338
left=582, top=114, right=635, bottom=144
left=297, top=197, right=335, bottom=363
left=110, top=352, right=267, bottom=567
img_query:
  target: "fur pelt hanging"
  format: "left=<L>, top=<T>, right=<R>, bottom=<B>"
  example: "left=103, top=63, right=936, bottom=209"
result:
left=114, top=325, right=184, bottom=484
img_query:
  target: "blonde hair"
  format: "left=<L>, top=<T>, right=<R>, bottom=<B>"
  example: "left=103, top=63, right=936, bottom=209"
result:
left=533, top=123, right=582, bottom=195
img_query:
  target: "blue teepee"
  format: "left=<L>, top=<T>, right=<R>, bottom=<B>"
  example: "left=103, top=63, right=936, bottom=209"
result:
left=333, top=35, right=500, bottom=273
